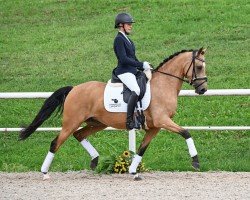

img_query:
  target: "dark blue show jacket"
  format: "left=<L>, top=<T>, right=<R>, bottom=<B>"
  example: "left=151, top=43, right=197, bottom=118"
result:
left=113, top=32, right=144, bottom=75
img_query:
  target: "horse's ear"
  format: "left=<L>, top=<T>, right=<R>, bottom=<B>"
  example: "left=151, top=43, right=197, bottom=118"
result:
left=197, top=47, right=207, bottom=55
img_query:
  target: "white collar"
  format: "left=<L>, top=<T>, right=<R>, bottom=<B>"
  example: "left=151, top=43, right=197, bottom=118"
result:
left=119, top=31, right=131, bottom=44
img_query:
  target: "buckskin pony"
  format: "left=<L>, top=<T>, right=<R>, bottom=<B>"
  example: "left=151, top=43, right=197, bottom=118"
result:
left=19, top=48, right=207, bottom=180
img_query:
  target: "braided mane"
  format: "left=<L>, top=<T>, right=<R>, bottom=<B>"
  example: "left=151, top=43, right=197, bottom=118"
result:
left=154, top=49, right=195, bottom=71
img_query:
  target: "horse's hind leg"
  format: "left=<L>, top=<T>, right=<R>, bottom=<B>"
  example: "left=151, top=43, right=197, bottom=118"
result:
left=41, top=120, right=83, bottom=179
left=73, top=120, right=107, bottom=170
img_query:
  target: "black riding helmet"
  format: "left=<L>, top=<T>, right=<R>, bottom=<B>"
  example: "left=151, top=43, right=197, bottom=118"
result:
left=114, top=13, right=135, bottom=28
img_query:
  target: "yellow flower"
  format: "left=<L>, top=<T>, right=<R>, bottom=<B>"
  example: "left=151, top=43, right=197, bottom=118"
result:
left=122, top=151, right=130, bottom=158
left=111, top=150, right=148, bottom=174
left=115, top=163, right=119, bottom=167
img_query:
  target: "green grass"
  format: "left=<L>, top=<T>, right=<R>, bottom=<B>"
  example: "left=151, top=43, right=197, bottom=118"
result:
left=0, top=0, right=249, bottom=172
left=1, top=131, right=249, bottom=172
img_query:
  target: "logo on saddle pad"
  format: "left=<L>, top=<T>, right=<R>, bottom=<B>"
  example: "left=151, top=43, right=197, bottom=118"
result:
left=109, top=99, right=121, bottom=108
left=112, top=99, right=118, bottom=103
left=104, top=80, right=151, bottom=113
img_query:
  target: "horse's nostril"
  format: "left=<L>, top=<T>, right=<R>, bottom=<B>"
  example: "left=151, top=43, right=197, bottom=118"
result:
left=200, top=88, right=207, bottom=94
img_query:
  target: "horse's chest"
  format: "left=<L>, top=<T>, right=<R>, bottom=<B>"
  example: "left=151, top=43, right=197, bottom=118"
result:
left=163, top=100, right=177, bottom=117
left=169, top=111, right=176, bottom=118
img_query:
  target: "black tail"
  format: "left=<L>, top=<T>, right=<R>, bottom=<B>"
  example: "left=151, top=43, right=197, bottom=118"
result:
left=19, top=86, right=73, bottom=140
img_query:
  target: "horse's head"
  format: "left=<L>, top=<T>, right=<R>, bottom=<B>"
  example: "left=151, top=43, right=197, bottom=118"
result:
left=184, top=47, right=208, bottom=95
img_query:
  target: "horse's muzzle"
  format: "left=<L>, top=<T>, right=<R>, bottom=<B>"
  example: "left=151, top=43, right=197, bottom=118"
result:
left=194, top=79, right=208, bottom=95
left=197, top=88, right=207, bottom=95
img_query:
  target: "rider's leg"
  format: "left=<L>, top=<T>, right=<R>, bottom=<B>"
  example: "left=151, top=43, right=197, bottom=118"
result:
left=117, top=73, right=140, bottom=96
left=118, top=73, right=140, bottom=130
left=126, top=91, right=139, bottom=130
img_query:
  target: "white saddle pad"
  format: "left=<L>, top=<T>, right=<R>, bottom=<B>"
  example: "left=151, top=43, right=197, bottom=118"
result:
left=104, top=80, right=151, bottom=112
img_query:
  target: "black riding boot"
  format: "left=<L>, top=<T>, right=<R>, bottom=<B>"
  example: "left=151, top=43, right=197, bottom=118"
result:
left=126, top=91, right=139, bottom=130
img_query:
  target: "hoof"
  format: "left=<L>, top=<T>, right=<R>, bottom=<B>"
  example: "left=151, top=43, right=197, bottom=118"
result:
left=43, top=173, right=50, bottom=181
left=133, top=173, right=142, bottom=181
left=192, top=155, right=200, bottom=171
left=192, top=161, right=200, bottom=171
left=90, top=156, right=99, bottom=170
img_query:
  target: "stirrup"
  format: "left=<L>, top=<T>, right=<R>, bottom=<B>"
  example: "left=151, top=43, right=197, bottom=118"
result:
left=126, top=119, right=141, bottom=130
left=134, top=116, right=142, bottom=129
left=126, top=121, right=135, bottom=130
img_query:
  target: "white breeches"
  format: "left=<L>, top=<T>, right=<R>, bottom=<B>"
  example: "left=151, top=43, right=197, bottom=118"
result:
left=118, top=73, right=140, bottom=96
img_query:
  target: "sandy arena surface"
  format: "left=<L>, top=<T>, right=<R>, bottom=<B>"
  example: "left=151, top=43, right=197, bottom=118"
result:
left=0, top=171, right=249, bottom=200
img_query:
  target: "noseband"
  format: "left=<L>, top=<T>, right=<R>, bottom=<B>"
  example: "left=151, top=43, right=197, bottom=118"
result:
left=154, top=51, right=208, bottom=89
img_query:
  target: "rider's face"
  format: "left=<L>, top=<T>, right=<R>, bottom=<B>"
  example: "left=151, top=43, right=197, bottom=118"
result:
left=123, top=23, right=132, bottom=34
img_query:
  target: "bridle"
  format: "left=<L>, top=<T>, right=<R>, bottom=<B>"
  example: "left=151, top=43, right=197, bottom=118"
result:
left=153, top=51, right=208, bottom=89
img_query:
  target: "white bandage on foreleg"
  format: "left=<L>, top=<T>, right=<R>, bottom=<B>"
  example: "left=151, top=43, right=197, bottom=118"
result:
left=41, top=151, right=55, bottom=173
left=186, top=138, right=198, bottom=157
left=129, top=154, right=142, bottom=174
left=80, top=139, right=99, bottom=159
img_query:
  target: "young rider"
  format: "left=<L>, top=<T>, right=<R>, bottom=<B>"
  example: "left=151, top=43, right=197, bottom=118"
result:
left=113, top=13, right=151, bottom=130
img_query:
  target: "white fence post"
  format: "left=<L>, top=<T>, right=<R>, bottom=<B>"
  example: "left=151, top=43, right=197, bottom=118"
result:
left=129, top=129, right=136, bottom=153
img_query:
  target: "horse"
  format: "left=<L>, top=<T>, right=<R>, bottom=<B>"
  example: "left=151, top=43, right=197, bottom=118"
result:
left=19, top=47, right=207, bottom=180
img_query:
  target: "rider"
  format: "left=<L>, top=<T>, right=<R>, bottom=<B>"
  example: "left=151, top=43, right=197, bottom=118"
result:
left=113, top=13, right=151, bottom=130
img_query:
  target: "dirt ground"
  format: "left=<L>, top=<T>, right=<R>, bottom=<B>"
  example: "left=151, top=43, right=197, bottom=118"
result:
left=0, top=171, right=249, bottom=200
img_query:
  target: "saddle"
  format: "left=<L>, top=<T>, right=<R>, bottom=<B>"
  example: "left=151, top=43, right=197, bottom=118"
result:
left=111, top=69, right=149, bottom=129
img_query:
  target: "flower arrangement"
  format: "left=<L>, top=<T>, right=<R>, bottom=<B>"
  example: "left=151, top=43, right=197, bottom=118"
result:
left=96, top=150, right=148, bottom=174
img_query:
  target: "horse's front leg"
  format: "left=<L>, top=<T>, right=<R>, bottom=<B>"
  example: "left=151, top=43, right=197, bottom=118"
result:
left=154, top=117, right=200, bottom=170
left=129, top=128, right=160, bottom=179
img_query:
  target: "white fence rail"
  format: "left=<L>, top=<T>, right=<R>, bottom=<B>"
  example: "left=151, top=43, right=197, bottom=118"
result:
left=1, top=89, right=250, bottom=98
left=0, top=126, right=249, bottom=132
left=1, top=89, right=249, bottom=152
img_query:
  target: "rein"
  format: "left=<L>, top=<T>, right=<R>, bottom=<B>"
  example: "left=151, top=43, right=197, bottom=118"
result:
left=153, top=51, right=207, bottom=88
left=153, top=70, right=190, bottom=84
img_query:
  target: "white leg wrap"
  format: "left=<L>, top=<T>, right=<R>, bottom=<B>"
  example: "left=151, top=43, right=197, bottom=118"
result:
left=41, top=151, right=55, bottom=173
left=80, top=139, right=99, bottom=159
left=129, top=154, right=142, bottom=174
left=186, top=138, right=198, bottom=157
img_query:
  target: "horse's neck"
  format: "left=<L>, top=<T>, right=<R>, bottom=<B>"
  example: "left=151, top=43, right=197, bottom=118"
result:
left=151, top=74, right=182, bottom=100
left=152, top=55, right=187, bottom=95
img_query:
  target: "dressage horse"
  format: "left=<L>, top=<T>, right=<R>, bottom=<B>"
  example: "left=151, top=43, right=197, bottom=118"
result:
left=19, top=48, right=207, bottom=179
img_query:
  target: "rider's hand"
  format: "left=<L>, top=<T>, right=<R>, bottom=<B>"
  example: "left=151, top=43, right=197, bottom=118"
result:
left=143, top=61, right=152, bottom=70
